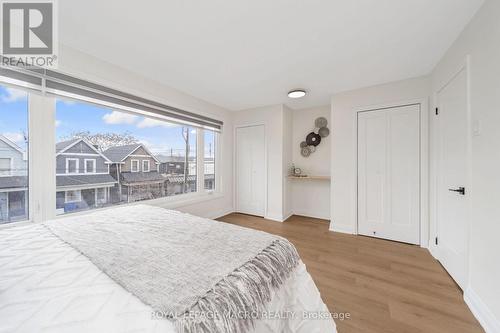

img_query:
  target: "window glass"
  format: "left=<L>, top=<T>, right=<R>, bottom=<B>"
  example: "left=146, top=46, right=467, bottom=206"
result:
left=0, top=85, right=29, bottom=224
left=0, top=158, right=11, bottom=176
left=204, top=130, right=216, bottom=190
left=55, top=99, right=198, bottom=214
left=67, top=159, right=78, bottom=173
left=142, top=160, right=150, bottom=172
left=131, top=160, right=139, bottom=172
left=65, top=190, right=81, bottom=203
left=85, top=159, right=95, bottom=173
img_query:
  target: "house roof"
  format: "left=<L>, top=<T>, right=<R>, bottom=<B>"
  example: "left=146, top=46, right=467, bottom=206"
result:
left=56, top=174, right=117, bottom=188
left=56, top=138, right=80, bottom=152
left=55, top=138, right=112, bottom=164
left=0, top=135, right=25, bottom=155
left=121, top=171, right=165, bottom=184
left=103, top=143, right=160, bottom=163
left=0, top=176, right=28, bottom=190
left=102, top=144, right=141, bottom=163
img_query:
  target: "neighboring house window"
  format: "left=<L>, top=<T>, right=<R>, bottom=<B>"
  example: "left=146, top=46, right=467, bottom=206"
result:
left=0, top=158, right=11, bottom=176
left=65, top=190, right=81, bottom=203
left=142, top=160, right=150, bottom=172
left=84, top=159, right=96, bottom=173
left=131, top=160, right=140, bottom=172
left=96, top=188, right=106, bottom=204
left=66, top=158, right=79, bottom=174
left=0, top=84, right=29, bottom=224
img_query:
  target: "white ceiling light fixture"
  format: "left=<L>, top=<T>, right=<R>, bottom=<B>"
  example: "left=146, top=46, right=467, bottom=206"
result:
left=288, top=89, right=306, bottom=99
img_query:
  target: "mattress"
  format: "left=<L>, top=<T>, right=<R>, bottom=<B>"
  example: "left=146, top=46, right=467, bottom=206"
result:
left=0, top=223, right=336, bottom=333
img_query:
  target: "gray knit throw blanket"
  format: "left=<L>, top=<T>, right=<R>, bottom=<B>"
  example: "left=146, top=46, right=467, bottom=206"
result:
left=44, top=205, right=300, bottom=333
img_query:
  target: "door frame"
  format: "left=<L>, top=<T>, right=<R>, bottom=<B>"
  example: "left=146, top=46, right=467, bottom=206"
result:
left=233, top=123, right=268, bottom=217
left=355, top=98, right=430, bottom=247
left=429, top=56, right=471, bottom=286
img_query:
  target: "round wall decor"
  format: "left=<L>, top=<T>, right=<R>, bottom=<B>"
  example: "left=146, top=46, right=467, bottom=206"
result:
left=299, top=117, right=330, bottom=158
left=300, top=146, right=311, bottom=157
left=306, top=132, right=321, bottom=146
left=315, top=117, right=328, bottom=128
left=318, top=126, right=330, bottom=138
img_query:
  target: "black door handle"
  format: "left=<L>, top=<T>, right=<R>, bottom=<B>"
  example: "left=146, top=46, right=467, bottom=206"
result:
left=448, top=187, right=465, bottom=195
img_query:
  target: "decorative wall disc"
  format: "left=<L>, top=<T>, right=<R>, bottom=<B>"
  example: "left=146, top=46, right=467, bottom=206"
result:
left=318, top=126, right=330, bottom=138
left=315, top=117, right=328, bottom=128
left=299, top=117, right=329, bottom=157
left=306, top=132, right=321, bottom=146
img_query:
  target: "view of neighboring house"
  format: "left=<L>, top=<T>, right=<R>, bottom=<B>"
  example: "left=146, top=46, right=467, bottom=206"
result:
left=0, top=136, right=212, bottom=220
left=203, top=157, right=215, bottom=190
left=103, top=143, right=165, bottom=203
left=56, top=138, right=117, bottom=214
left=157, top=154, right=186, bottom=175
left=157, top=153, right=198, bottom=195
left=0, top=135, right=28, bottom=223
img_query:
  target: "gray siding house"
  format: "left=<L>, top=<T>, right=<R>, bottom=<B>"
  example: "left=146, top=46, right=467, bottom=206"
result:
left=56, top=138, right=117, bottom=214
left=0, top=135, right=28, bottom=223
left=103, top=143, right=164, bottom=203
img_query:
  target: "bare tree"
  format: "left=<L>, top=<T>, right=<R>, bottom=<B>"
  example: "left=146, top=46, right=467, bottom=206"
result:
left=61, top=131, right=138, bottom=151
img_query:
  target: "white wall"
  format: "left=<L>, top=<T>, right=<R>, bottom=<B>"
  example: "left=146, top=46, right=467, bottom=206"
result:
left=282, top=105, right=294, bottom=220
left=330, top=76, right=430, bottom=234
left=430, top=0, right=500, bottom=330
left=232, top=104, right=287, bottom=221
left=233, top=103, right=331, bottom=222
left=291, top=105, right=331, bottom=220
left=58, top=45, right=234, bottom=219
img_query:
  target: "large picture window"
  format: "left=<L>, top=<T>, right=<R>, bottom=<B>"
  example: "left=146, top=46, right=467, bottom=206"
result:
left=55, top=99, right=204, bottom=215
left=0, top=85, right=29, bottom=224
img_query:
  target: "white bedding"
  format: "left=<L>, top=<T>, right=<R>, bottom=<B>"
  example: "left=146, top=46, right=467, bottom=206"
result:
left=0, top=223, right=336, bottom=333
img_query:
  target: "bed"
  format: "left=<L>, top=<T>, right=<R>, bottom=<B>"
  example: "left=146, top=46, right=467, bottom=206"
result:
left=0, top=205, right=336, bottom=333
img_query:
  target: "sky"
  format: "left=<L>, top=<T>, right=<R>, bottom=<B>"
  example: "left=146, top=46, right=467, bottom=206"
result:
left=0, top=86, right=28, bottom=150
left=0, top=85, right=215, bottom=158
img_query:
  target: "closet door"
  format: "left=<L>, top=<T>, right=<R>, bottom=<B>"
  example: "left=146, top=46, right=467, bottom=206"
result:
left=236, top=125, right=266, bottom=216
left=358, top=105, right=420, bottom=244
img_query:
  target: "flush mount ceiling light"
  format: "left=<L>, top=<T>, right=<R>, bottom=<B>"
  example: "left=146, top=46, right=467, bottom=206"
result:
left=288, top=89, right=306, bottom=99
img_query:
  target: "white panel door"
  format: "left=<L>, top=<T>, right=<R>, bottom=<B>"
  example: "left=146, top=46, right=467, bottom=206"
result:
left=236, top=125, right=265, bottom=216
left=436, top=68, right=469, bottom=289
left=358, top=105, right=420, bottom=244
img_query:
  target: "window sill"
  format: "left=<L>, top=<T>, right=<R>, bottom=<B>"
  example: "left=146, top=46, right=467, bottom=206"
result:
left=0, top=220, right=33, bottom=230
left=144, top=191, right=223, bottom=209
left=0, top=192, right=224, bottom=228
left=53, top=191, right=224, bottom=219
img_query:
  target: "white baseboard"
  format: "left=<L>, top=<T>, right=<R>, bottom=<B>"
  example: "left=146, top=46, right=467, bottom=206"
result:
left=464, top=287, right=500, bottom=333
left=208, top=208, right=234, bottom=220
left=292, top=210, right=330, bottom=221
left=283, top=211, right=295, bottom=221
left=264, top=214, right=285, bottom=222
left=329, top=222, right=355, bottom=234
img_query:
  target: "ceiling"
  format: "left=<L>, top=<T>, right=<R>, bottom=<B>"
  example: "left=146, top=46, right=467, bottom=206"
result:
left=59, top=0, right=484, bottom=111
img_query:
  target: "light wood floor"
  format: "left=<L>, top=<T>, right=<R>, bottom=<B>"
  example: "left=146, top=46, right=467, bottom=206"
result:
left=217, top=213, right=484, bottom=333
